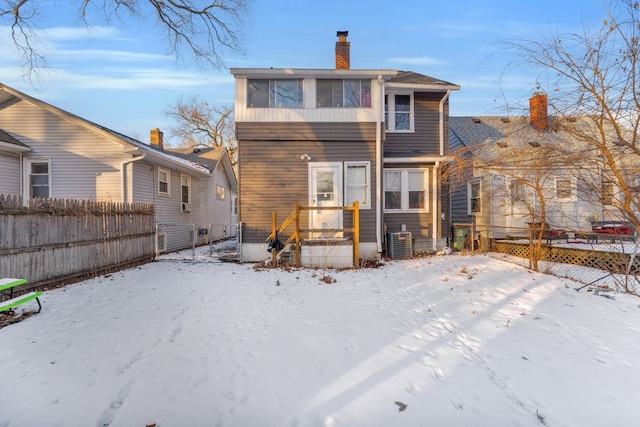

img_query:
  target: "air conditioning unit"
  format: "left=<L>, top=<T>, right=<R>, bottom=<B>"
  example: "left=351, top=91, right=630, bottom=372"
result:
left=182, top=203, right=192, bottom=212
left=387, top=232, right=413, bottom=259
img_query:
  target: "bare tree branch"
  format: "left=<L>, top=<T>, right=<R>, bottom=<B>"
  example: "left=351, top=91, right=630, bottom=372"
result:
left=166, top=96, right=237, bottom=166
left=1, top=0, right=250, bottom=80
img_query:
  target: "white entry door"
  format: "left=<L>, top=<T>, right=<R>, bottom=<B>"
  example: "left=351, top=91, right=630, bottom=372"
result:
left=309, top=162, right=343, bottom=237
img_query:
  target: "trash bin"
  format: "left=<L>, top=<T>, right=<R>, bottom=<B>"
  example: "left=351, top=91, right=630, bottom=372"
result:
left=453, top=226, right=469, bottom=251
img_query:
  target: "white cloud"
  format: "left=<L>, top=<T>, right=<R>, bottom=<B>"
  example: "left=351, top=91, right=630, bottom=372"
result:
left=41, top=26, right=123, bottom=41
left=50, top=49, right=171, bottom=62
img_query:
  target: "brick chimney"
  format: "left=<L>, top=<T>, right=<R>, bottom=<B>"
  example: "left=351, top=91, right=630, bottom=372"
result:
left=150, top=128, right=164, bottom=151
left=530, top=93, right=548, bottom=130
left=335, top=30, right=350, bottom=70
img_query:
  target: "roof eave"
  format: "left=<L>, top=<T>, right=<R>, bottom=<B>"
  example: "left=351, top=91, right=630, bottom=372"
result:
left=0, top=140, right=31, bottom=153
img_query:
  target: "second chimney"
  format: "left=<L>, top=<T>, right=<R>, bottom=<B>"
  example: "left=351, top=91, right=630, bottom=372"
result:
left=150, top=128, right=164, bottom=151
left=335, top=31, right=350, bottom=70
left=530, top=93, right=548, bottom=131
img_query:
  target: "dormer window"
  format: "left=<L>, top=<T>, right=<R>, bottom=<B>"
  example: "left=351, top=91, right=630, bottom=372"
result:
left=247, top=79, right=303, bottom=108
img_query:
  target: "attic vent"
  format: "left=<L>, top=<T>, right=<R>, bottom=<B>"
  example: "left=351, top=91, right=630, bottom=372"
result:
left=567, top=117, right=577, bottom=122
left=496, top=141, right=508, bottom=148
left=500, top=117, right=510, bottom=123
left=614, top=140, right=625, bottom=147
left=193, top=148, right=201, bottom=153
left=528, top=141, right=541, bottom=147
left=472, top=118, right=481, bottom=123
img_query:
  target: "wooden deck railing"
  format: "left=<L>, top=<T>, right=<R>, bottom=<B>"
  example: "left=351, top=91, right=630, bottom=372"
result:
left=267, top=201, right=360, bottom=267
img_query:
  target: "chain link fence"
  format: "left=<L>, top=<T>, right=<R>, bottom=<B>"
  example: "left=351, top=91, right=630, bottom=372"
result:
left=472, top=224, right=640, bottom=295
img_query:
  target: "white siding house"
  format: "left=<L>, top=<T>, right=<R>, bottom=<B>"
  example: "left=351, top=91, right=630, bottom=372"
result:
left=0, top=83, right=237, bottom=252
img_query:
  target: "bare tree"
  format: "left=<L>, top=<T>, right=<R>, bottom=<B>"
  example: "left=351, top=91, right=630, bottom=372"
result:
left=448, top=124, right=579, bottom=271
left=1, top=0, right=250, bottom=78
left=167, top=96, right=237, bottom=166
left=507, top=0, right=640, bottom=231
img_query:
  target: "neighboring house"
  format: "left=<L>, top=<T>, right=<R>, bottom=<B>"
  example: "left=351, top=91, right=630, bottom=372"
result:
left=231, top=31, right=459, bottom=263
left=449, top=93, right=636, bottom=240
left=0, top=83, right=237, bottom=252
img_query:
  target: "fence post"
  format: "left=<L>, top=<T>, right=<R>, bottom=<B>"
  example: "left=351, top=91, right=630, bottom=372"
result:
left=295, top=202, right=301, bottom=266
left=271, top=211, right=277, bottom=267
left=353, top=201, right=359, bottom=267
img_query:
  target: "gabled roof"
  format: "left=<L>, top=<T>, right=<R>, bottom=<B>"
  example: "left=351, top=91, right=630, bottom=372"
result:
left=0, top=127, right=30, bottom=153
left=0, top=83, right=210, bottom=175
left=167, top=146, right=238, bottom=191
left=387, top=71, right=460, bottom=91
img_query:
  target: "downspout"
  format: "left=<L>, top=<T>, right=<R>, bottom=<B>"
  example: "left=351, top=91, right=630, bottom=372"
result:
left=433, top=161, right=440, bottom=251
left=120, top=154, right=146, bottom=203
left=376, top=74, right=384, bottom=254
left=433, top=90, right=452, bottom=250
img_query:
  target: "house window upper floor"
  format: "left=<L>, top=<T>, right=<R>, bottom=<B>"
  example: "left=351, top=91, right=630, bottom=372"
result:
left=217, top=184, right=226, bottom=200
left=385, top=92, right=414, bottom=132
left=248, top=79, right=304, bottom=108
left=317, top=79, right=371, bottom=108
left=555, top=178, right=575, bottom=202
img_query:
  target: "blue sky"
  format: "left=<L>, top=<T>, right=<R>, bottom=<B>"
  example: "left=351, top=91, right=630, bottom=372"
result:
left=1, top=0, right=607, bottom=146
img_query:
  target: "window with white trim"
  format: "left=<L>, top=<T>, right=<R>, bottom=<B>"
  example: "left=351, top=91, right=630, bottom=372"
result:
left=385, top=93, right=414, bottom=132
left=345, top=162, right=370, bottom=209
left=217, top=185, right=226, bottom=200
left=468, top=180, right=482, bottom=215
left=384, top=169, right=429, bottom=212
left=602, top=181, right=615, bottom=205
left=25, top=158, right=50, bottom=199
left=555, top=178, right=574, bottom=201
left=317, top=79, right=371, bottom=108
left=181, top=174, right=191, bottom=212
left=248, top=79, right=303, bottom=108
left=158, top=167, right=170, bottom=196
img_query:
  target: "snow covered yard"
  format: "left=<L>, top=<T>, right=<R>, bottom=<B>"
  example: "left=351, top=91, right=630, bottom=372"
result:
left=1, top=252, right=640, bottom=427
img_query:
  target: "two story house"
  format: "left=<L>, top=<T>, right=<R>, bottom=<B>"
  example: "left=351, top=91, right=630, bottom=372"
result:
left=231, top=32, right=459, bottom=264
left=0, top=83, right=238, bottom=252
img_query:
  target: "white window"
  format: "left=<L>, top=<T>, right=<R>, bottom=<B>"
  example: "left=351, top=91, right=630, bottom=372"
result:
left=602, top=181, right=615, bottom=205
left=385, top=92, right=414, bottom=132
left=555, top=178, right=574, bottom=201
left=158, top=167, right=170, bottom=196
left=384, top=169, right=429, bottom=212
left=181, top=174, right=191, bottom=212
left=317, top=79, right=372, bottom=108
left=248, top=79, right=303, bottom=108
left=468, top=180, right=482, bottom=215
left=216, top=185, right=226, bottom=200
left=510, top=180, right=528, bottom=204
left=345, top=162, right=370, bottom=209
left=24, top=158, right=50, bottom=199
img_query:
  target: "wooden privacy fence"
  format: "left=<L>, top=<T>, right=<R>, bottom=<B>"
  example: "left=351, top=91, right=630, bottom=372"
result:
left=0, top=195, right=155, bottom=288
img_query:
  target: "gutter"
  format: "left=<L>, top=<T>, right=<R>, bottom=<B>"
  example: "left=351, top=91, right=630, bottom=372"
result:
left=433, top=91, right=451, bottom=250
left=433, top=161, right=440, bottom=251
left=376, top=74, right=384, bottom=254
left=121, top=154, right=146, bottom=203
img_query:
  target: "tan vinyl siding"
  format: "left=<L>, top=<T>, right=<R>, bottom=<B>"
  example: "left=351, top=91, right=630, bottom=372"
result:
left=0, top=99, right=125, bottom=201
left=238, top=122, right=378, bottom=244
left=0, top=151, right=20, bottom=195
left=385, top=92, right=445, bottom=155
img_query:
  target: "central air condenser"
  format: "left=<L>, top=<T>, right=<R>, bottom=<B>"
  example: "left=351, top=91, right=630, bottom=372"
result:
left=386, top=232, right=412, bottom=259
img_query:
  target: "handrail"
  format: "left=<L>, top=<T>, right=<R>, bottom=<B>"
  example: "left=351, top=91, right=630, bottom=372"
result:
left=268, top=201, right=360, bottom=267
